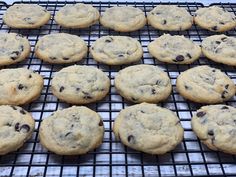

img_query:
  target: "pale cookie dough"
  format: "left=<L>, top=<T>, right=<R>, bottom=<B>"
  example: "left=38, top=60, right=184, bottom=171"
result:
left=147, top=5, right=193, bottom=31
left=100, top=6, right=146, bottom=32
left=90, top=36, right=143, bottom=65
left=194, top=6, right=236, bottom=32
left=35, top=33, right=88, bottom=64
left=192, top=104, right=236, bottom=155
left=202, top=35, right=236, bottom=66
left=113, top=103, right=184, bottom=154
left=0, top=68, right=43, bottom=105
left=176, top=65, right=235, bottom=104
left=148, top=34, right=201, bottom=64
left=51, top=65, right=110, bottom=104
left=3, top=4, right=51, bottom=28
left=0, top=105, right=35, bottom=155
left=0, top=33, right=30, bottom=66
left=55, top=3, right=100, bottom=28
left=114, top=65, right=172, bottom=103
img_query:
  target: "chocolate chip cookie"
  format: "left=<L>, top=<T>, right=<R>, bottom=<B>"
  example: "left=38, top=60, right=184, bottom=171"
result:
left=51, top=65, right=110, bottom=104
left=113, top=103, right=184, bottom=154
left=176, top=65, right=235, bottom=104
left=39, top=106, right=104, bottom=155
left=0, top=68, right=43, bottom=105
left=147, top=5, right=193, bottom=31
left=148, top=34, right=201, bottom=64
left=55, top=3, right=99, bottom=28
left=192, top=104, right=236, bottom=155
left=194, top=6, right=236, bottom=32
left=0, top=105, right=35, bottom=155
left=114, top=64, right=172, bottom=103
left=100, top=6, right=146, bottom=32
left=202, top=35, right=236, bottom=66
left=3, top=4, right=51, bottom=28
left=0, top=33, right=30, bottom=66
left=90, top=36, right=143, bottom=65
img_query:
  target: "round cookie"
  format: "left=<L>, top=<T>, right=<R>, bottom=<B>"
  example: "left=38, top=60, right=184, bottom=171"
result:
left=39, top=106, right=104, bottom=155
left=0, top=33, right=30, bottom=66
left=3, top=4, right=51, bottom=28
left=114, top=64, right=172, bottom=103
left=35, top=33, right=88, bottom=64
left=0, top=68, right=43, bottom=105
left=202, top=35, right=236, bottom=66
left=0, top=105, right=35, bottom=155
left=148, top=34, right=201, bottom=64
left=55, top=3, right=99, bottom=28
left=147, top=5, right=193, bottom=31
left=51, top=65, right=110, bottom=104
left=90, top=36, right=143, bottom=65
left=100, top=6, right=146, bottom=32
left=192, top=104, right=236, bottom=155
left=194, top=6, right=236, bottom=32
left=113, top=103, right=184, bottom=154
left=176, top=65, right=235, bottom=104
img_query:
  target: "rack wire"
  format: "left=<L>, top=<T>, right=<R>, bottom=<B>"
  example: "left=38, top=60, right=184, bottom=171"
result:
left=0, top=1, right=236, bottom=176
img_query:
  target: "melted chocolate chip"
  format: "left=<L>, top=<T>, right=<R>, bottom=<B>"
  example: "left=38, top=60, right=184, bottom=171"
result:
left=6, top=123, right=11, bottom=127
left=65, top=132, right=71, bottom=137
left=156, top=80, right=161, bottom=85
left=186, top=53, right=192, bottom=59
left=99, top=120, right=103, bottom=126
left=82, top=91, right=92, bottom=99
left=215, top=41, right=221, bottom=44
left=196, top=111, right=206, bottom=117
left=18, top=84, right=24, bottom=90
left=118, top=54, right=124, bottom=58
left=219, top=22, right=225, bottom=25
left=185, top=85, right=189, bottom=90
left=221, top=106, right=229, bottom=109
left=162, top=20, right=167, bottom=25
left=211, top=26, right=218, bottom=31
left=141, top=110, right=145, bottom=113
left=151, top=88, right=156, bottom=94
left=212, top=69, right=216, bottom=72
left=208, top=130, right=214, bottom=136
left=10, top=51, right=20, bottom=60
left=174, top=55, right=184, bottom=62
left=105, top=37, right=113, bottom=43
left=221, top=90, right=228, bottom=99
left=221, top=37, right=227, bottom=42
left=15, top=123, right=20, bottom=131
left=76, top=87, right=80, bottom=91
left=59, top=86, right=64, bottom=92
left=11, top=106, right=17, bottom=110
left=63, top=57, right=69, bottom=60
left=127, top=135, right=135, bottom=144
left=20, top=109, right=26, bottom=115
left=28, top=74, right=32, bottom=78
left=20, top=45, right=24, bottom=52
left=131, top=97, right=138, bottom=102
left=225, top=84, right=229, bottom=89
left=20, top=124, right=30, bottom=133
left=49, top=57, right=57, bottom=60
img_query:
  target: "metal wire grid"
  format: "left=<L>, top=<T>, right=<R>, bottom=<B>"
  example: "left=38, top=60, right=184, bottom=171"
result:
left=0, top=1, right=235, bottom=176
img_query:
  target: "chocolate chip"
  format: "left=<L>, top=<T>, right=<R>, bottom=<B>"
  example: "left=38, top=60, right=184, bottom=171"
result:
left=225, top=84, right=229, bottom=89
left=105, top=37, right=113, bottom=43
left=20, top=45, right=24, bottom=52
left=174, top=55, right=184, bottom=62
left=186, top=53, right=192, bottom=59
left=211, top=26, right=218, bottom=31
left=219, top=22, right=225, bottom=25
left=215, top=41, right=221, bottom=44
left=20, top=124, right=30, bottom=133
left=208, top=130, right=214, bottom=136
left=184, top=85, right=191, bottom=90
left=151, top=88, right=156, bottom=94
left=28, top=74, right=32, bottom=78
left=59, top=86, right=64, bottom=92
left=16, top=34, right=23, bottom=38
left=63, top=57, right=69, bottom=60
left=18, top=84, right=24, bottom=90
left=49, top=57, right=57, bottom=60
left=127, top=135, right=135, bottom=144
left=156, top=80, right=161, bottom=85
left=82, top=91, right=92, bottom=99
left=6, top=123, right=11, bottom=127
left=155, top=12, right=161, bottom=15
left=212, top=69, right=216, bottom=72
left=141, top=110, right=145, bottom=113
left=196, top=111, right=206, bottom=117
left=162, top=20, right=167, bottom=25
left=221, top=106, right=229, bottom=109
left=76, top=87, right=80, bottom=91
left=15, top=123, right=20, bottom=131
left=10, top=51, right=20, bottom=60
left=221, top=90, right=228, bottom=99
left=221, top=37, right=227, bottom=42
left=65, top=132, right=71, bottom=137
left=99, top=120, right=103, bottom=126
left=118, top=54, right=124, bottom=58
left=131, top=97, right=138, bottom=102
left=20, top=109, right=26, bottom=115
left=11, top=106, right=17, bottom=110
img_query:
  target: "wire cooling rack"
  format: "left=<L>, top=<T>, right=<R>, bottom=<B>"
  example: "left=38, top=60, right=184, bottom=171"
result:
left=0, top=1, right=236, bottom=176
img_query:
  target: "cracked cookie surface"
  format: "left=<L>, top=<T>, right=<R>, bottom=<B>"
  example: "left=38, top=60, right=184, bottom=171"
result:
left=0, top=105, right=35, bottom=155
left=90, top=36, right=143, bottom=65
left=39, top=106, right=104, bottom=155
left=192, top=104, right=236, bottom=155
left=113, top=103, right=184, bottom=154
left=147, top=5, right=193, bottom=31
left=176, top=65, right=235, bottom=104
left=35, top=33, right=88, bottom=64
left=51, top=65, right=110, bottom=104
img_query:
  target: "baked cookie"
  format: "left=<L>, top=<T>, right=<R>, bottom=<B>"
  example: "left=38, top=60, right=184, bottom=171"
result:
left=3, top=4, right=51, bottom=28
left=147, top=5, right=193, bottom=31
left=100, top=6, right=146, bottom=32
left=90, top=36, right=143, bottom=65
left=0, top=68, right=43, bottom=105
left=39, top=106, right=104, bottom=155
left=192, top=104, right=236, bottom=155
left=55, top=3, right=99, bottom=28
left=194, top=6, right=236, bottom=32
left=202, top=35, right=236, bottom=66
left=148, top=34, right=201, bottom=64
left=0, top=33, right=30, bottom=66
left=35, top=33, right=88, bottom=64
left=176, top=65, right=235, bottom=104
left=51, top=65, right=110, bottom=104
left=114, top=65, right=172, bottom=103
left=0, top=105, right=35, bottom=155
left=113, top=103, right=184, bottom=154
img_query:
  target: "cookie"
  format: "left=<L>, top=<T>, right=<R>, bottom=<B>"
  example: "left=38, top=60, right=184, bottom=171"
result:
left=55, top=3, right=99, bottom=28
left=0, top=68, right=43, bottom=105
left=194, top=6, right=236, bottom=32
left=35, top=33, right=88, bottom=64
left=100, top=6, right=146, bottom=32
left=148, top=34, right=201, bottom=64
left=39, top=106, right=104, bottom=155
left=192, top=104, right=236, bottom=155
left=0, top=33, right=30, bottom=66
left=3, top=4, right=51, bottom=28
left=0, top=105, right=35, bottom=155
left=114, top=64, right=172, bottom=103
left=90, top=36, right=143, bottom=65
left=202, top=35, right=236, bottom=66
left=176, top=65, right=235, bottom=104
left=51, top=65, right=110, bottom=104
left=113, top=103, right=184, bottom=154
left=147, top=5, right=193, bottom=31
